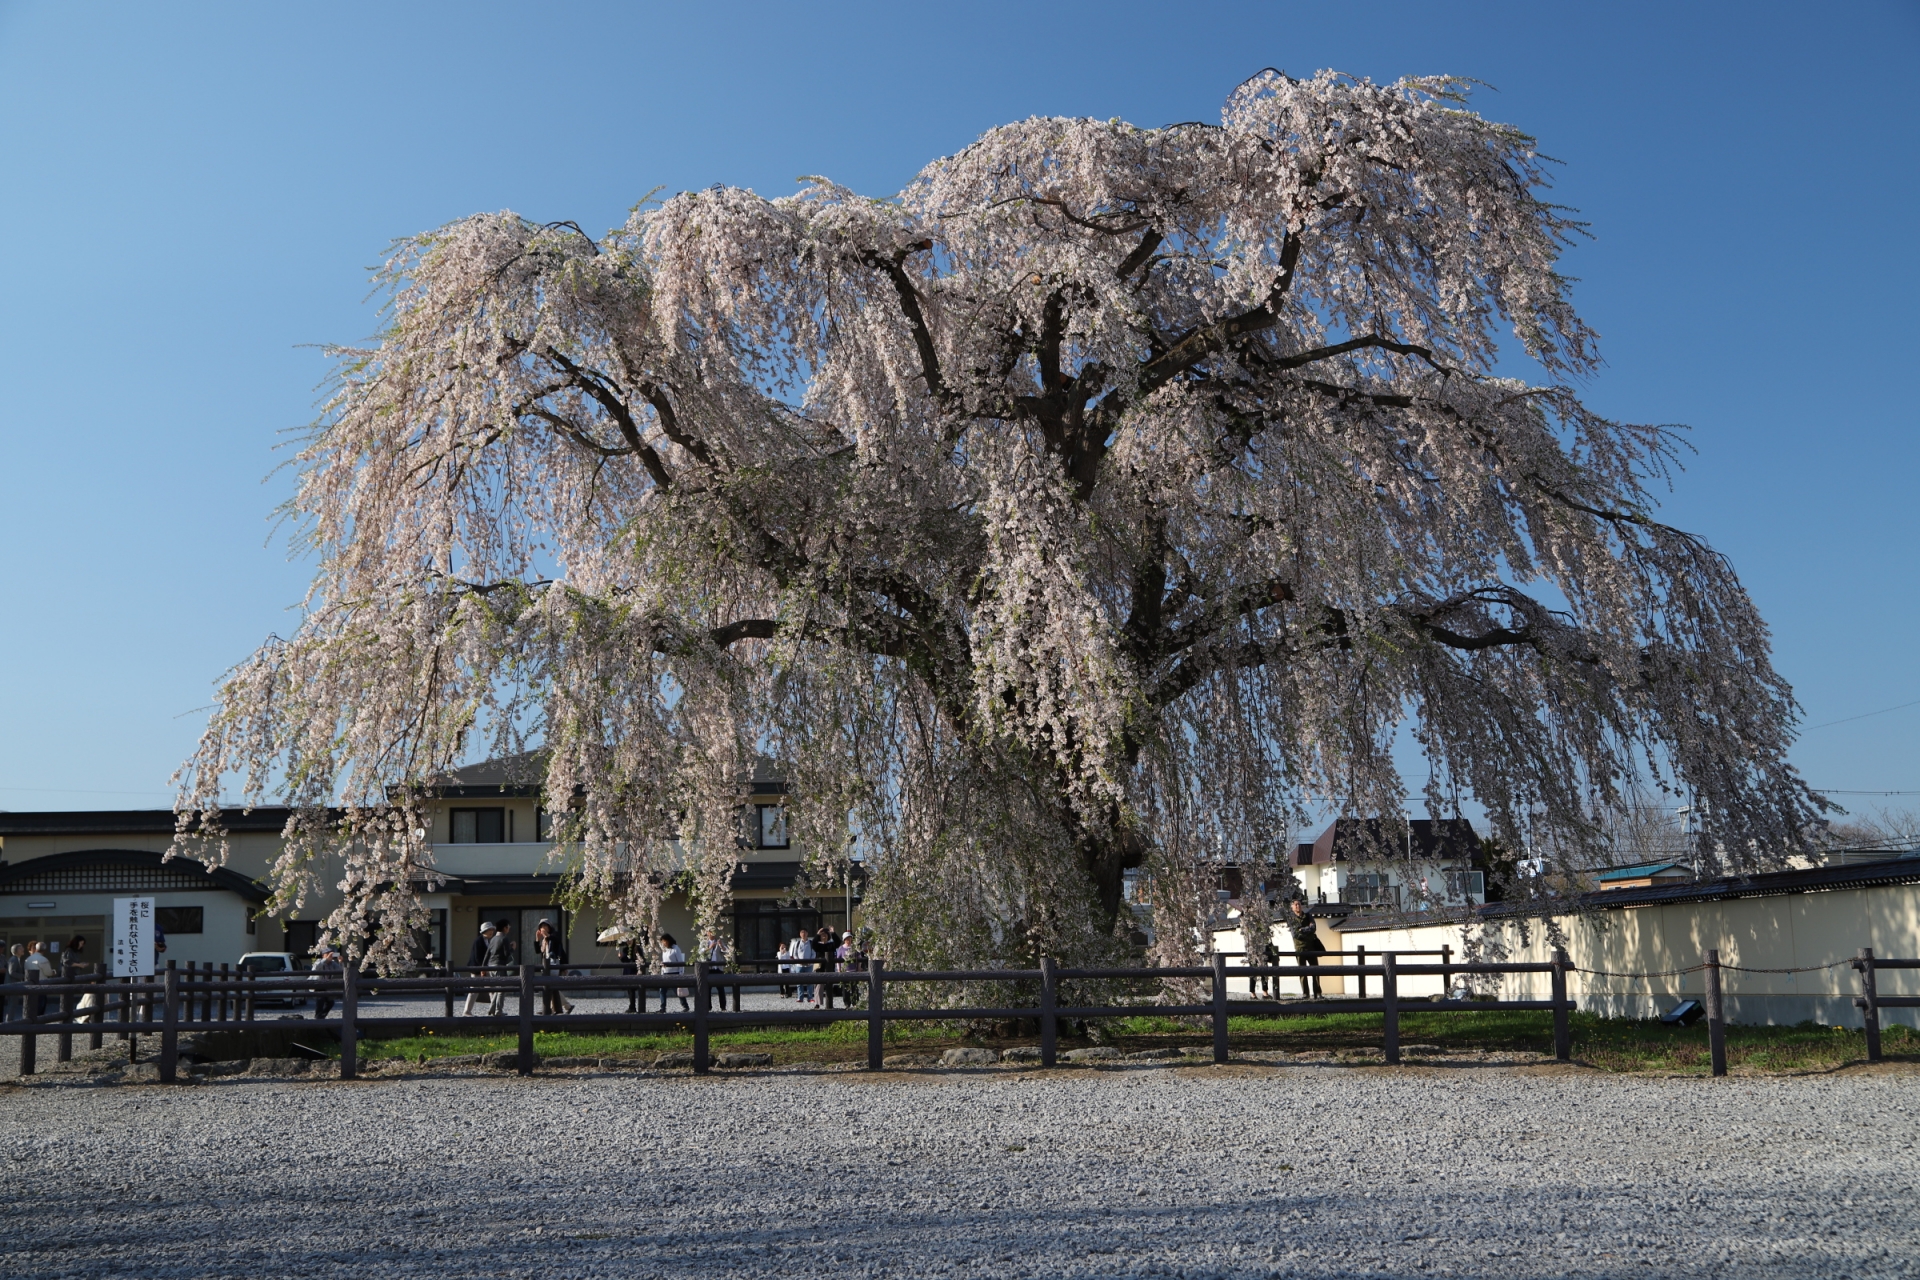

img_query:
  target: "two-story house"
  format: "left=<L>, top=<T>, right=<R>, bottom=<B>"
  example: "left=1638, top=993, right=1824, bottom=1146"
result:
left=0, top=757, right=856, bottom=971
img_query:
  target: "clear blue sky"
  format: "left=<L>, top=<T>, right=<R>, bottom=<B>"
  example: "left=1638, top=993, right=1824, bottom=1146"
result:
left=1, top=1, right=1915, bottom=815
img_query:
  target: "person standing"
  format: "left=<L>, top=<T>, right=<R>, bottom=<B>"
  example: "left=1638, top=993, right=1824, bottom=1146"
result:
left=535, top=920, right=574, bottom=1015
left=788, top=930, right=815, bottom=1003
left=775, top=939, right=793, bottom=999
left=657, top=934, right=689, bottom=1012
left=699, top=931, right=731, bottom=1012
left=485, top=920, right=517, bottom=1017
left=617, top=936, right=642, bottom=1013
left=813, top=925, right=837, bottom=1007
left=461, top=922, right=496, bottom=1016
left=312, top=949, right=343, bottom=1019
left=1257, top=933, right=1283, bottom=999
left=23, top=941, right=55, bottom=1019
left=1289, top=899, right=1325, bottom=998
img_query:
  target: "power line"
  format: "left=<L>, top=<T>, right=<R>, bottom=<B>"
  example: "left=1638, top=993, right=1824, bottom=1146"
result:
left=1803, top=697, right=1920, bottom=731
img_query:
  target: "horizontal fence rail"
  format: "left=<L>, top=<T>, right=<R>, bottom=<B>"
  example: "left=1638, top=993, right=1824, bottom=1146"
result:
left=0, top=949, right=1578, bottom=1082
left=4, top=945, right=1907, bottom=1082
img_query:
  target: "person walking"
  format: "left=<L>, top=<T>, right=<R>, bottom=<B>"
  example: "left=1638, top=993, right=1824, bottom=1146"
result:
left=699, top=931, right=731, bottom=1012
left=618, top=936, right=642, bottom=1013
left=1289, top=899, right=1325, bottom=998
left=23, top=941, right=55, bottom=1019
left=788, top=930, right=816, bottom=1003
left=656, top=934, right=689, bottom=1012
left=485, top=920, right=517, bottom=1017
left=460, top=922, right=496, bottom=1016
left=1256, top=933, right=1283, bottom=999
left=534, top=920, right=574, bottom=1015
left=311, top=948, right=343, bottom=1019
left=813, top=925, right=837, bottom=1007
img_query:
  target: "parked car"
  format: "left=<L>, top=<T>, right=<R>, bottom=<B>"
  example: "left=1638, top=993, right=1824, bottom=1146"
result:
left=237, top=951, right=309, bottom=1006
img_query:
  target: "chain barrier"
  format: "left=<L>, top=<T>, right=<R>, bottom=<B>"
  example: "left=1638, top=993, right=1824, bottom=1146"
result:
left=1575, top=958, right=1854, bottom=979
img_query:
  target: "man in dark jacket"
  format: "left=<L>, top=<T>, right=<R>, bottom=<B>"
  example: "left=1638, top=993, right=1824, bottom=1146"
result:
left=461, top=921, right=496, bottom=1016
left=485, top=921, right=516, bottom=1016
left=1290, top=899, right=1326, bottom=998
left=535, top=919, right=573, bottom=1015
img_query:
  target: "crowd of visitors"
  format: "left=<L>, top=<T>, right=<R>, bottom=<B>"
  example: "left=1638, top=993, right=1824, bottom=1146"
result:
left=775, top=926, right=865, bottom=1006
left=2, top=938, right=84, bottom=1021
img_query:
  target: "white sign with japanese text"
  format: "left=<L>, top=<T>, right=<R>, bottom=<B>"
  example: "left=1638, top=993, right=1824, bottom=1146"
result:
left=111, top=897, right=155, bottom=977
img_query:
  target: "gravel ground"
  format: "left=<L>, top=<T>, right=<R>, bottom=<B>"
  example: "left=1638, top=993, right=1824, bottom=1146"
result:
left=1, top=1058, right=1914, bottom=1280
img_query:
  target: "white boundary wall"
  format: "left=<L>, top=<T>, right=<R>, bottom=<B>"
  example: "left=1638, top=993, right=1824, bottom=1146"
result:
left=1309, top=880, right=1920, bottom=1028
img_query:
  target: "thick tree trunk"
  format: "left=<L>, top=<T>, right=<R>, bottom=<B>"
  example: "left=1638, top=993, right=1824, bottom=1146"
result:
left=1079, top=827, right=1146, bottom=936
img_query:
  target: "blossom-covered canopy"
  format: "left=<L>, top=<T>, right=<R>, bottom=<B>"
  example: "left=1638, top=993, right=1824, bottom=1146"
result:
left=176, top=71, right=1822, bottom=968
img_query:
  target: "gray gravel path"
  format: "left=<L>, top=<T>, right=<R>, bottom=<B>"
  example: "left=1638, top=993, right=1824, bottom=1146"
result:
left=1, top=1062, right=1914, bottom=1279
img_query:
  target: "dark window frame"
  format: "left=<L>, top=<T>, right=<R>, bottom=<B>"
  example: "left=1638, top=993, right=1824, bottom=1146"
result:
left=449, top=807, right=508, bottom=844
left=755, top=803, right=790, bottom=849
left=154, top=905, right=204, bottom=935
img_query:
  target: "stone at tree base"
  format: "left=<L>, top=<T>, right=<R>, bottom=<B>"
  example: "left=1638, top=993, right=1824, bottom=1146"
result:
left=480, top=1050, right=528, bottom=1070
left=1062, top=1047, right=1120, bottom=1062
left=941, top=1047, right=997, bottom=1066
left=653, top=1051, right=695, bottom=1069
left=1000, top=1046, right=1043, bottom=1062
left=716, top=1052, right=773, bottom=1068
left=882, top=1052, right=939, bottom=1067
left=1122, top=1048, right=1184, bottom=1061
left=244, top=1057, right=310, bottom=1077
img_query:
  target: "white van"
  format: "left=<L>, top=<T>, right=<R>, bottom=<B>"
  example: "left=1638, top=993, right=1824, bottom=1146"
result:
left=237, top=952, right=309, bottom=1006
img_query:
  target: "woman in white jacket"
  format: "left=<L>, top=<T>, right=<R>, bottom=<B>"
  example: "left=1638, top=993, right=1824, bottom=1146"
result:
left=656, top=934, right=689, bottom=1012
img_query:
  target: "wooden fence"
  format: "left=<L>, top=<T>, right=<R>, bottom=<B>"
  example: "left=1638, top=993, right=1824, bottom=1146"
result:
left=3, top=951, right=1574, bottom=1082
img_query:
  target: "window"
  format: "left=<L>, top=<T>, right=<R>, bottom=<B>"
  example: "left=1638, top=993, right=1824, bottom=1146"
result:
left=1444, top=869, right=1486, bottom=901
left=155, top=906, right=204, bottom=934
left=536, top=808, right=554, bottom=842
left=1343, top=873, right=1398, bottom=907
left=449, top=807, right=506, bottom=844
left=756, top=803, right=789, bottom=849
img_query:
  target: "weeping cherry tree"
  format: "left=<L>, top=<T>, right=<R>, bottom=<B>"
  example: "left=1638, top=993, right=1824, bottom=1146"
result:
left=174, top=70, right=1825, bottom=970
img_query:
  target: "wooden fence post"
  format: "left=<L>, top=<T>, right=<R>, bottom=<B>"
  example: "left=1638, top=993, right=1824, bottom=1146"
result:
left=89, top=966, right=105, bottom=1052
left=692, top=961, right=710, bottom=1075
left=1855, top=948, right=1882, bottom=1063
left=1551, top=947, right=1572, bottom=1062
left=1356, top=945, right=1368, bottom=1000
left=866, top=958, right=885, bottom=1070
left=340, top=962, right=359, bottom=1080
left=243, top=970, right=255, bottom=1024
left=57, top=960, right=74, bottom=1063
left=1039, top=956, right=1058, bottom=1067
left=1211, top=952, right=1230, bottom=1064
left=20, top=970, right=38, bottom=1076
left=1704, top=948, right=1727, bottom=1077
left=1441, top=944, right=1453, bottom=996
left=219, top=963, right=232, bottom=1022
left=443, top=965, right=455, bottom=1022
left=159, top=962, right=179, bottom=1083
left=517, top=963, right=534, bottom=1076
left=1382, top=953, right=1400, bottom=1065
